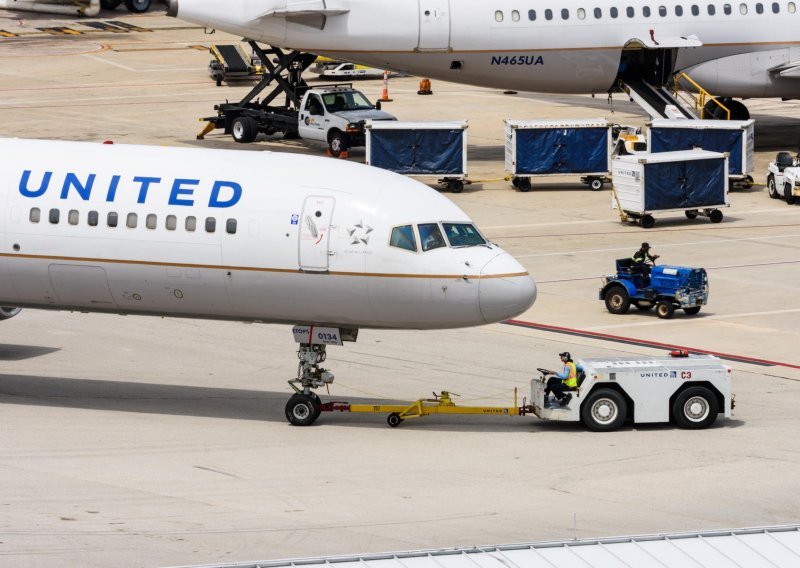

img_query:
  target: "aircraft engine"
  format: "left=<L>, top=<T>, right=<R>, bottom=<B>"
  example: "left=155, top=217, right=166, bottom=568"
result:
left=0, top=307, right=22, bottom=320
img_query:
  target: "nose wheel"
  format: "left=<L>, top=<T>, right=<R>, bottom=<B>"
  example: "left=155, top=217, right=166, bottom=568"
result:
left=286, top=343, right=334, bottom=426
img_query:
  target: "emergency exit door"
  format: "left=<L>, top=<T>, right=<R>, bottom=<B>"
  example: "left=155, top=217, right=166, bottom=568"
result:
left=417, top=0, right=450, bottom=52
left=298, top=196, right=335, bottom=272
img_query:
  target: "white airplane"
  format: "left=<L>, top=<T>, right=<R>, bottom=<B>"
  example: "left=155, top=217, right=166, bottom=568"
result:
left=0, top=138, right=536, bottom=425
left=167, top=0, right=800, bottom=119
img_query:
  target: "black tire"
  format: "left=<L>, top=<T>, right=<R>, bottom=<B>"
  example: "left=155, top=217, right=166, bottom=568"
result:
left=125, top=0, right=151, bottom=12
left=285, top=394, right=320, bottom=426
left=516, top=177, right=532, bottom=192
left=101, top=0, right=122, bottom=8
left=387, top=413, right=403, bottom=427
left=684, top=306, right=702, bottom=315
left=725, top=99, right=751, bottom=121
left=656, top=301, right=675, bottom=319
left=634, top=301, right=653, bottom=311
left=768, top=175, right=779, bottom=199
left=641, top=215, right=655, bottom=229
left=685, top=210, right=698, bottom=219
left=672, top=386, right=719, bottom=429
left=785, top=183, right=797, bottom=205
left=0, top=306, right=21, bottom=320
left=590, top=178, right=604, bottom=191
left=231, top=116, right=257, bottom=144
left=328, top=131, right=349, bottom=158
left=309, top=392, right=322, bottom=419
left=448, top=180, right=464, bottom=193
left=604, top=285, right=631, bottom=315
left=709, top=209, right=724, bottom=223
left=581, top=388, right=627, bottom=432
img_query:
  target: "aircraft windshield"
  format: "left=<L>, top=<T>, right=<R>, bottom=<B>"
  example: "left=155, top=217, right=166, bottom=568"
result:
left=322, top=91, right=373, bottom=112
left=442, top=223, right=486, bottom=247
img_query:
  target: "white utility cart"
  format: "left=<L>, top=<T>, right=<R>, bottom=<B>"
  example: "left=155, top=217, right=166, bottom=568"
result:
left=365, top=120, right=469, bottom=192
left=612, top=149, right=729, bottom=228
left=505, top=118, right=612, bottom=191
left=533, top=353, right=734, bottom=431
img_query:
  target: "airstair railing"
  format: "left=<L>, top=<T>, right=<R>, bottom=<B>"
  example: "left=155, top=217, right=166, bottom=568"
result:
left=673, top=72, right=731, bottom=119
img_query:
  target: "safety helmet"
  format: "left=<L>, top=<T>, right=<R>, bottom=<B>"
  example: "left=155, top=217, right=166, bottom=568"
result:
left=641, top=242, right=650, bottom=249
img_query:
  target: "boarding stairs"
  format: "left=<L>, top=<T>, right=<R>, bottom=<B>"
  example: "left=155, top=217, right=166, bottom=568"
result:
left=618, top=76, right=699, bottom=119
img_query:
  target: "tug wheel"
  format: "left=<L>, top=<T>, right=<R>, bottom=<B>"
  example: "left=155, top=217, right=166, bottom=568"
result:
left=387, top=413, right=403, bottom=427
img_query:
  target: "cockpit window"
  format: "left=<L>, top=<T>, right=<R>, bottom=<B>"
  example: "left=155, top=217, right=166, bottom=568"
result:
left=442, top=223, right=486, bottom=247
left=389, top=225, right=417, bottom=252
left=418, top=223, right=446, bottom=251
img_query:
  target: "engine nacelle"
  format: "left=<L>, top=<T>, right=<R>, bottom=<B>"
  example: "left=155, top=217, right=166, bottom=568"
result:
left=0, top=307, right=22, bottom=320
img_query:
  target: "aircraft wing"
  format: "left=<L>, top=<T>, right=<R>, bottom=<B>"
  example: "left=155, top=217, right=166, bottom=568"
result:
left=256, top=0, right=349, bottom=29
left=625, top=33, right=703, bottom=49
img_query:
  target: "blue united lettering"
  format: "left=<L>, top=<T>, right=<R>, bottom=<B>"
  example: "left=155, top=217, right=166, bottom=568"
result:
left=18, top=170, right=242, bottom=208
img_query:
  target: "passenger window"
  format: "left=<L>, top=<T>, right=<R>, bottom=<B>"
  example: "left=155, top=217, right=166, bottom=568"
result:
left=108, top=212, right=118, bottom=228
left=708, top=4, right=717, bottom=14
left=68, top=210, right=79, bottom=225
left=561, top=8, right=569, bottom=18
left=626, top=6, right=634, bottom=16
left=789, top=1, right=796, bottom=13
left=643, top=6, right=652, bottom=16
left=659, top=5, right=668, bottom=15
left=185, top=216, right=196, bottom=232
left=205, top=217, right=216, bottom=233
left=166, top=215, right=177, bottom=230
left=126, top=213, right=137, bottom=229
left=740, top=3, right=748, bottom=13
left=146, top=214, right=157, bottom=230
left=594, top=7, right=602, bottom=17
left=88, top=211, right=98, bottom=227
left=724, top=2, right=732, bottom=12
left=29, top=207, right=40, bottom=223
left=305, top=94, right=324, bottom=115
left=692, top=4, right=700, bottom=14
left=676, top=5, right=684, bottom=15
left=418, top=223, right=446, bottom=252
left=226, top=218, right=237, bottom=234
left=49, top=209, right=60, bottom=224
left=772, top=1, right=780, bottom=11
left=610, top=6, right=618, bottom=17
left=545, top=8, right=553, bottom=19
left=528, top=9, right=536, bottom=20
left=389, top=225, right=416, bottom=252
left=511, top=9, right=520, bottom=21
left=577, top=7, right=586, bottom=18
left=756, top=2, right=764, bottom=11
left=494, top=10, right=503, bottom=22
left=442, top=223, right=486, bottom=247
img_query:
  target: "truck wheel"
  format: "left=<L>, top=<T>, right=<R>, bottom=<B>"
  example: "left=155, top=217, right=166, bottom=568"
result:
left=285, top=394, right=320, bottom=426
left=232, top=117, right=257, bottom=144
left=685, top=210, right=698, bottom=219
left=641, top=215, right=655, bottom=229
left=604, top=285, right=631, bottom=315
left=448, top=180, right=464, bottom=193
left=634, top=301, right=653, bottom=311
left=581, top=388, right=627, bottom=432
left=767, top=175, right=779, bottom=199
left=656, top=301, right=675, bottom=319
left=589, top=178, right=604, bottom=191
left=785, top=183, right=797, bottom=205
left=672, top=386, right=719, bottom=429
left=125, top=0, right=150, bottom=12
left=708, top=209, right=723, bottom=223
left=328, top=131, right=349, bottom=158
left=683, top=306, right=701, bottom=315
left=516, top=177, right=532, bottom=192
left=101, top=0, right=121, bottom=8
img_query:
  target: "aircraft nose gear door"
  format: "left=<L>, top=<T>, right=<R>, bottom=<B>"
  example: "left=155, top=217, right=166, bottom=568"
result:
left=299, top=196, right=335, bottom=272
left=417, top=0, right=450, bottom=52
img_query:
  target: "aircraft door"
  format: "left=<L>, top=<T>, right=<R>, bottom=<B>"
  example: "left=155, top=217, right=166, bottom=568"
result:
left=417, top=0, right=450, bottom=52
left=298, top=196, right=335, bottom=272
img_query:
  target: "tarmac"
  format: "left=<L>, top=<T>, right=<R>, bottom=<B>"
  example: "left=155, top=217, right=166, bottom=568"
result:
left=1, top=6, right=800, bottom=568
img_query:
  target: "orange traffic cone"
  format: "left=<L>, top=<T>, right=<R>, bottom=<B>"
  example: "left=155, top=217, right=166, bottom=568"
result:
left=379, top=70, right=393, bottom=102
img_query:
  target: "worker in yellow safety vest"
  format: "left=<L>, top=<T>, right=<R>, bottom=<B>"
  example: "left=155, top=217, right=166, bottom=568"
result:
left=544, top=352, right=577, bottom=407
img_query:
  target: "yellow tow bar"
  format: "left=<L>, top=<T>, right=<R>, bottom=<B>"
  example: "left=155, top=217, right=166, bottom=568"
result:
left=320, top=389, right=533, bottom=427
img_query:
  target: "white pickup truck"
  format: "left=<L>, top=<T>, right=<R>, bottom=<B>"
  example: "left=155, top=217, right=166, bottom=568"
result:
left=766, top=151, right=800, bottom=204
left=208, top=84, right=396, bottom=157
left=312, top=62, right=386, bottom=80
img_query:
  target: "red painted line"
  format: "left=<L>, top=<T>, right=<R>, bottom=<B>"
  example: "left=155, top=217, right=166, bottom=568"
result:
left=503, top=319, right=800, bottom=370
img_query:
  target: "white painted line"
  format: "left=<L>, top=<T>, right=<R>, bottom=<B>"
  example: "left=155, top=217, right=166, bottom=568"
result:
left=587, top=307, right=800, bottom=331
left=80, top=53, right=138, bottom=72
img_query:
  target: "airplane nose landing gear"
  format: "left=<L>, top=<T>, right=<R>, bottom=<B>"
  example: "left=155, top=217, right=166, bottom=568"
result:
left=286, top=343, right=335, bottom=426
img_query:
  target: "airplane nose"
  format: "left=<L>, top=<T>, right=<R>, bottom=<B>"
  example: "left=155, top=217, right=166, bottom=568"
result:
left=166, top=0, right=178, bottom=17
left=478, top=253, right=537, bottom=324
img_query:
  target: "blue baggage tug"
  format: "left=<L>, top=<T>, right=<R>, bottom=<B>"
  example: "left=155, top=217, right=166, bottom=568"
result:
left=600, top=259, right=709, bottom=319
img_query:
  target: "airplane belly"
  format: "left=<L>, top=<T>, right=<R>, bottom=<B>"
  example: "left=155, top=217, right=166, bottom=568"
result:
left=48, top=264, right=117, bottom=309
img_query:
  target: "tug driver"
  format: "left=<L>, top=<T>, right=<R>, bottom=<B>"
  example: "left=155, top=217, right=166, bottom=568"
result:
left=544, top=352, right=577, bottom=406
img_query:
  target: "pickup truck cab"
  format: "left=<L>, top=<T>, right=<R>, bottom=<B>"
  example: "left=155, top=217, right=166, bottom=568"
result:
left=767, top=151, right=800, bottom=204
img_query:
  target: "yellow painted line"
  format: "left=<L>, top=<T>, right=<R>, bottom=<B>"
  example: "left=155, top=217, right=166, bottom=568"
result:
left=0, top=30, right=20, bottom=38
left=0, top=252, right=528, bottom=280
